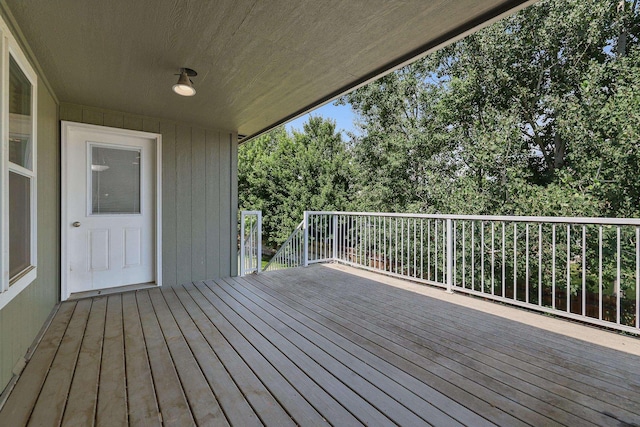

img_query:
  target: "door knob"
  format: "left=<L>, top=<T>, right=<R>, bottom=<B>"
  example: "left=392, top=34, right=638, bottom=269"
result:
left=72, top=221, right=81, bottom=227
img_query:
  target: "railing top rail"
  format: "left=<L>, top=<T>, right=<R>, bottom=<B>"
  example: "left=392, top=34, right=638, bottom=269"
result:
left=241, top=210, right=262, bottom=216
left=305, top=211, right=640, bottom=226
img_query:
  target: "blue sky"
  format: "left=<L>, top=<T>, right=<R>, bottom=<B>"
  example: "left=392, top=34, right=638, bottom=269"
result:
left=285, top=102, right=359, bottom=136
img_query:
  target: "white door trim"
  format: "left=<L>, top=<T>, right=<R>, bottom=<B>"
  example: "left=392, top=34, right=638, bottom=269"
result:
left=61, top=121, right=162, bottom=301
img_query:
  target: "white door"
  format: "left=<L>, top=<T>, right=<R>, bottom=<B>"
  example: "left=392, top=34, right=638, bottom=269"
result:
left=62, top=123, right=160, bottom=298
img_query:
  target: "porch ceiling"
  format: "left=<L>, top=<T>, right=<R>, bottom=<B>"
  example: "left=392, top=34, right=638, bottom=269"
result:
left=6, top=0, right=533, bottom=139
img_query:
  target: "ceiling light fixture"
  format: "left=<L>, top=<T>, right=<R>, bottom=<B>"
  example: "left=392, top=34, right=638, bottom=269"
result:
left=172, top=67, right=197, bottom=96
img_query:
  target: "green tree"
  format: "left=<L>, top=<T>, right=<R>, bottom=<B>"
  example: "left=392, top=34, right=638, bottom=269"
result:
left=238, top=117, right=353, bottom=247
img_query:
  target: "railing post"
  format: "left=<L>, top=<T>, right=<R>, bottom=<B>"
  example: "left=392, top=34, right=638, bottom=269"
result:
left=332, top=214, right=338, bottom=261
left=240, top=212, right=246, bottom=276
left=257, top=211, right=262, bottom=273
left=303, top=211, right=309, bottom=267
left=446, top=218, right=454, bottom=294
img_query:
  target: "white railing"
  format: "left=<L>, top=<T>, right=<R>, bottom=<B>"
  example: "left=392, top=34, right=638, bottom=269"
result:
left=239, top=211, right=262, bottom=276
left=269, top=211, right=640, bottom=334
left=264, top=220, right=305, bottom=271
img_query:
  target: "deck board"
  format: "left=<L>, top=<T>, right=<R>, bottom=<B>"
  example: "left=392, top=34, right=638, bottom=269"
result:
left=28, top=299, right=91, bottom=426
left=61, top=297, right=107, bottom=426
left=255, top=272, right=615, bottom=426
left=96, top=295, right=128, bottom=427
left=121, top=292, right=161, bottom=426
left=2, top=264, right=640, bottom=426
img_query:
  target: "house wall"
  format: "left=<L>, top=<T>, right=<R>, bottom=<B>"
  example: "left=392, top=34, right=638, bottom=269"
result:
left=0, top=2, right=239, bottom=394
left=0, top=79, right=60, bottom=390
left=59, top=103, right=239, bottom=286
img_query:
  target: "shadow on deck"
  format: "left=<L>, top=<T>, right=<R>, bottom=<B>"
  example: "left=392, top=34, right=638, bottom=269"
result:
left=1, top=264, right=639, bottom=426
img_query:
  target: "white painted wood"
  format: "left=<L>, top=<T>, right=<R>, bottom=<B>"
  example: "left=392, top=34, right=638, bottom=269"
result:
left=61, top=122, right=162, bottom=300
left=0, top=14, right=39, bottom=310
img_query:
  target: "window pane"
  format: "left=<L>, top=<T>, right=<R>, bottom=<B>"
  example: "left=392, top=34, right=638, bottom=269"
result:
left=9, top=172, right=31, bottom=281
left=91, top=146, right=141, bottom=214
left=9, top=56, right=33, bottom=169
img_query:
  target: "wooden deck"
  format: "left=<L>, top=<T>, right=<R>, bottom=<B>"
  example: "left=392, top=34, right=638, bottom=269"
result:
left=1, top=264, right=640, bottom=426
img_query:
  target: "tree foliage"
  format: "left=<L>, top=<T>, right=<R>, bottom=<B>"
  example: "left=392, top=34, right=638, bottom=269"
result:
left=340, top=0, right=640, bottom=218
left=239, top=117, right=353, bottom=246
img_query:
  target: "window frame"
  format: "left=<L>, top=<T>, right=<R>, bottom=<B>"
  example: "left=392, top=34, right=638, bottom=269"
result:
left=0, top=16, right=38, bottom=310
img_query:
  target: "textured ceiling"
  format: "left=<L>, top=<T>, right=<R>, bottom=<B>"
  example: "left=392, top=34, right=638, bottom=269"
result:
left=5, top=0, right=534, bottom=139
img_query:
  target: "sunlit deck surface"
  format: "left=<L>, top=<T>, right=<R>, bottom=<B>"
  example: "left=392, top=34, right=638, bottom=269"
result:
left=2, top=264, right=640, bottom=426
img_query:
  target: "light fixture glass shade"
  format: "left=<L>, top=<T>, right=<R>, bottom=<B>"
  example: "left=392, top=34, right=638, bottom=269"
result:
left=172, top=71, right=196, bottom=96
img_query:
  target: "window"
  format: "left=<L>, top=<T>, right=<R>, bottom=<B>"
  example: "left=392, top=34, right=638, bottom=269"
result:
left=0, top=17, right=38, bottom=309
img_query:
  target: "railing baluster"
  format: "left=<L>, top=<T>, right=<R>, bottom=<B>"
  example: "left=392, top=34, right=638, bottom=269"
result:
left=472, top=221, right=475, bottom=291
left=582, top=225, right=586, bottom=316
left=567, top=224, right=571, bottom=313
left=491, top=222, right=495, bottom=295
left=637, top=226, right=639, bottom=329
left=539, top=223, right=542, bottom=306
left=481, top=221, right=485, bottom=293
left=420, top=219, right=424, bottom=280
left=525, top=223, right=529, bottom=303
left=413, top=218, right=417, bottom=278
left=599, top=225, right=603, bottom=320
left=617, top=226, right=621, bottom=325
left=513, top=223, right=517, bottom=301
left=428, top=220, right=431, bottom=280
left=435, top=220, right=438, bottom=283
left=552, top=224, right=556, bottom=310
left=502, top=222, right=506, bottom=298
left=462, top=222, right=466, bottom=289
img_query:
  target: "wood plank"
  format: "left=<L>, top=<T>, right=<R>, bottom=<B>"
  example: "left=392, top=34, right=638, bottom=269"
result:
left=171, top=285, right=296, bottom=427
left=250, top=273, right=559, bottom=426
left=223, top=276, right=484, bottom=427
left=121, top=292, right=161, bottom=426
left=96, top=294, right=127, bottom=427
left=160, top=287, right=262, bottom=427
left=147, top=288, right=229, bottom=426
left=191, top=127, right=206, bottom=281
left=185, top=283, right=332, bottom=426
left=0, top=302, right=76, bottom=425
left=160, top=121, right=177, bottom=286
left=306, top=267, right=640, bottom=418
left=176, top=124, right=192, bottom=284
left=234, top=274, right=526, bottom=426
left=61, top=297, right=108, bottom=426
left=207, top=278, right=429, bottom=427
left=313, top=266, right=640, bottom=393
left=136, top=291, right=194, bottom=426
left=330, top=265, right=640, bottom=379
left=28, top=299, right=91, bottom=426
left=205, top=130, right=221, bottom=279
left=287, top=272, right=632, bottom=426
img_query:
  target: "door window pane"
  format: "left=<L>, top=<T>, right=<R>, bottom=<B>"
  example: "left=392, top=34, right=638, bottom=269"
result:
left=9, top=56, right=33, bottom=169
left=91, top=146, right=141, bottom=214
left=9, top=171, right=31, bottom=280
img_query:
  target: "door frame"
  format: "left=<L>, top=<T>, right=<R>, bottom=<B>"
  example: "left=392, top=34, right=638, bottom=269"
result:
left=61, top=121, right=162, bottom=301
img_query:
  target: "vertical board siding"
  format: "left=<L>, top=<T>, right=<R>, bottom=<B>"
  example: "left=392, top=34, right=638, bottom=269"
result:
left=160, top=121, right=178, bottom=287
left=206, top=130, right=221, bottom=279
left=176, top=125, right=193, bottom=284
left=59, top=103, right=237, bottom=286
left=219, top=134, right=232, bottom=277
left=191, top=127, right=206, bottom=281
left=0, top=84, right=60, bottom=389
